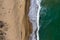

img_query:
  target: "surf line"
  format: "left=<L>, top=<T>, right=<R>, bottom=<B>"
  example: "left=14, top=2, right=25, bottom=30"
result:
left=37, top=0, right=41, bottom=40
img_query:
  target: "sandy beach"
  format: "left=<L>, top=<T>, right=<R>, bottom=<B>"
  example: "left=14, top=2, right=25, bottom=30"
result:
left=0, top=0, right=32, bottom=40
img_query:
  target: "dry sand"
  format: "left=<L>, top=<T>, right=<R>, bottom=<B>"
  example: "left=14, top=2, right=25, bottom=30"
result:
left=0, top=0, right=32, bottom=40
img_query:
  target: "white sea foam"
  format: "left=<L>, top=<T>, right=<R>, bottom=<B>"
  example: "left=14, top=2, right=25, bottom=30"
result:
left=36, top=0, right=41, bottom=40
left=28, top=0, right=41, bottom=40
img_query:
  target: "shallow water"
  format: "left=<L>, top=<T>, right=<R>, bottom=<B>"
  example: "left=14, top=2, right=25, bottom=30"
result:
left=28, top=0, right=40, bottom=40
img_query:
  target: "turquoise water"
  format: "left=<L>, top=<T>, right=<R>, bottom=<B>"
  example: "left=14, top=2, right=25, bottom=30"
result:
left=39, top=0, right=60, bottom=40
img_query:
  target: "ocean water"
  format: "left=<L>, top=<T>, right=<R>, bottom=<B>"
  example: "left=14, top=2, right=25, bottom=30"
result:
left=39, top=0, right=60, bottom=40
